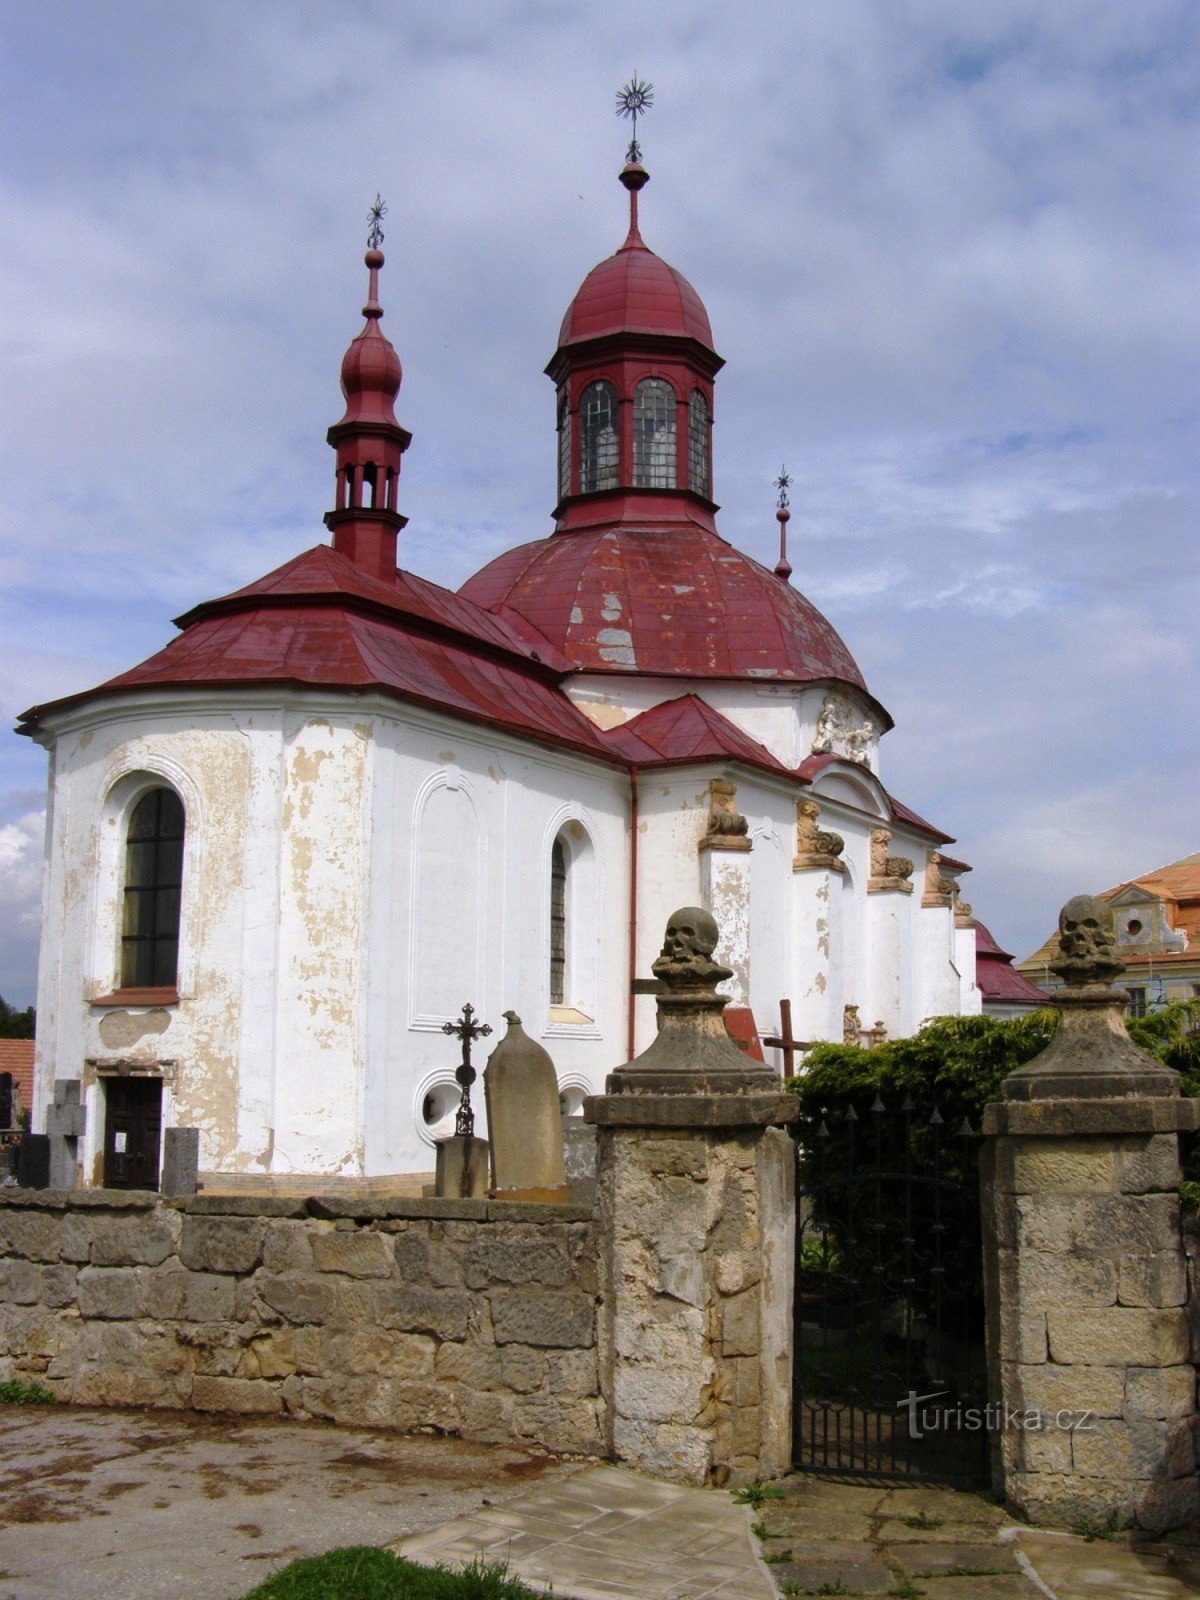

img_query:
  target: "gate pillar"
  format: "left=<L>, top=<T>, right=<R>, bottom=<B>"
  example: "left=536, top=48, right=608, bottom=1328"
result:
left=585, top=906, right=798, bottom=1488
left=981, top=895, right=1200, bottom=1532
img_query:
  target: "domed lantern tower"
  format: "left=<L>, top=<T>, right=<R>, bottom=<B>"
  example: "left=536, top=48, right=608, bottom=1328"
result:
left=547, top=83, right=723, bottom=535
left=323, top=198, right=412, bottom=583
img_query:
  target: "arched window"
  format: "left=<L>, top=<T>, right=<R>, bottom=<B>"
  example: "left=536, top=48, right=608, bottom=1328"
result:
left=120, top=787, right=185, bottom=989
left=688, top=389, right=710, bottom=497
left=579, top=381, right=618, bottom=492
left=633, top=378, right=677, bottom=488
left=557, top=390, right=572, bottom=501
left=550, top=837, right=567, bottom=1005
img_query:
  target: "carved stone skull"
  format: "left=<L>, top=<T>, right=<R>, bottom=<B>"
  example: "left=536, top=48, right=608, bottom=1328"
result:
left=660, top=906, right=719, bottom=965
left=1053, top=894, right=1124, bottom=985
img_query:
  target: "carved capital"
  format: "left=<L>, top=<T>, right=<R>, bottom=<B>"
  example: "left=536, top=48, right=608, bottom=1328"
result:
left=921, top=850, right=957, bottom=908
left=793, top=797, right=845, bottom=873
left=868, top=827, right=913, bottom=893
left=699, top=778, right=752, bottom=853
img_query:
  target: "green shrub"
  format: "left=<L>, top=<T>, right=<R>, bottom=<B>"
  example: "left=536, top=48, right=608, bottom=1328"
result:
left=0, top=1378, right=55, bottom=1404
left=241, top=1548, right=547, bottom=1599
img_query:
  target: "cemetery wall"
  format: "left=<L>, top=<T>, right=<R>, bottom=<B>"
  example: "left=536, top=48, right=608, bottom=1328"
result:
left=0, top=1190, right=602, bottom=1458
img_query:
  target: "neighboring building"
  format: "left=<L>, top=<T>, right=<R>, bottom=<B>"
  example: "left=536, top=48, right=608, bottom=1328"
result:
left=1018, top=851, right=1200, bottom=1017
left=18, top=145, right=991, bottom=1189
left=974, top=922, right=1048, bottom=1018
left=0, top=1038, right=35, bottom=1128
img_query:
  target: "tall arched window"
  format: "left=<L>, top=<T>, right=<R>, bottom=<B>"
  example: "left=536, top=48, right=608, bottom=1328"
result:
left=557, top=390, right=572, bottom=502
left=550, top=838, right=567, bottom=1005
left=688, top=389, right=710, bottom=497
left=121, top=787, right=185, bottom=989
left=633, top=378, right=677, bottom=488
left=580, top=381, right=618, bottom=492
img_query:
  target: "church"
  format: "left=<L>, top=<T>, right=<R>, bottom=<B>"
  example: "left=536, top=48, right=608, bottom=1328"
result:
left=18, top=139, right=991, bottom=1189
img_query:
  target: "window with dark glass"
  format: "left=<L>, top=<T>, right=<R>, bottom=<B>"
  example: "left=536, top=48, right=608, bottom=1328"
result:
left=550, top=838, right=567, bottom=1005
left=688, top=389, right=710, bottom=497
left=580, top=382, right=618, bottom=492
left=633, top=378, right=677, bottom=488
left=557, top=390, right=572, bottom=501
left=1125, top=986, right=1147, bottom=1019
left=121, top=788, right=185, bottom=989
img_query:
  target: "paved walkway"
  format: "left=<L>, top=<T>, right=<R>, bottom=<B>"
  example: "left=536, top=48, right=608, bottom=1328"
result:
left=394, top=1463, right=776, bottom=1599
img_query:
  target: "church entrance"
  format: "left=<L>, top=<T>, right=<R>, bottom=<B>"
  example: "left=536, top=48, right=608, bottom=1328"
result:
left=102, top=1075, right=163, bottom=1191
left=791, top=1096, right=989, bottom=1484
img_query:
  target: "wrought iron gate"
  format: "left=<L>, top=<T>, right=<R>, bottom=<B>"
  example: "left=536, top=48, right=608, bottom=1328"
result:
left=792, top=1095, right=989, bottom=1484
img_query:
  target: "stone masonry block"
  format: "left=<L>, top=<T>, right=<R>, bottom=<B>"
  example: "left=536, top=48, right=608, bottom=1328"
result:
left=59, top=1212, right=93, bottom=1263
left=0, top=1260, right=42, bottom=1305
left=1000, top=1248, right=1117, bottom=1308
left=614, top=1363, right=705, bottom=1424
left=76, top=1266, right=144, bottom=1319
left=192, top=1375, right=283, bottom=1416
left=262, top=1221, right=314, bottom=1275
left=1012, top=1362, right=1125, bottom=1419
left=321, top=1327, right=436, bottom=1381
left=1017, top=1193, right=1182, bottom=1256
left=490, top=1289, right=594, bottom=1348
left=257, top=1274, right=336, bottom=1325
left=644, top=1139, right=707, bottom=1179
left=178, top=1216, right=264, bottom=1275
left=89, top=1213, right=179, bottom=1268
left=1115, top=1135, right=1181, bottom=1195
left=0, top=1210, right=62, bottom=1262
left=1000, top=1299, right=1048, bottom=1364
left=40, top=1263, right=78, bottom=1308
left=376, top=1286, right=470, bottom=1341
left=462, top=1239, right=568, bottom=1290
left=1125, top=1366, right=1197, bottom=1421
left=1010, top=1140, right=1116, bottom=1194
left=1118, top=1254, right=1188, bottom=1309
left=1071, top=1417, right=1193, bottom=1482
left=721, top=1289, right=760, bottom=1358
left=1047, top=1307, right=1189, bottom=1368
left=310, top=1229, right=393, bottom=1279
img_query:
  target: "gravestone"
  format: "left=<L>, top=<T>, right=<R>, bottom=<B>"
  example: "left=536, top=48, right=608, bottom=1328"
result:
left=434, top=1134, right=490, bottom=1198
left=47, top=1080, right=85, bottom=1189
left=17, top=1133, right=50, bottom=1189
left=161, top=1127, right=200, bottom=1197
left=484, top=1012, right=569, bottom=1203
left=0, top=1072, right=12, bottom=1130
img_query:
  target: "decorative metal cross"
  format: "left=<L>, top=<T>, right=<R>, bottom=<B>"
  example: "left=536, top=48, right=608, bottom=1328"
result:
left=775, top=466, right=791, bottom=510
left=616, top=74, right=654, bottom=164
left=441, top=1003, right=492, bottom=1138
left=367, top=193, right=387, bottom=250
left=761, top=998, right=811, bottom=1079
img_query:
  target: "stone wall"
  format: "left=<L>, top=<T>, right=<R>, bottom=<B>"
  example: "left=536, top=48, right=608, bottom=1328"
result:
left=0, top=1190, right=601, bottom=1457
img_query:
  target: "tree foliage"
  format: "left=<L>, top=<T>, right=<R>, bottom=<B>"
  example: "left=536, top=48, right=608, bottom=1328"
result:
left=0, top=995, right=34, bottom=1040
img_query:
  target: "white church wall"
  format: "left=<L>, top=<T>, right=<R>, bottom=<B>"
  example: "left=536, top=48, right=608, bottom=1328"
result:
left=917, top=902, right=961, bottom=1022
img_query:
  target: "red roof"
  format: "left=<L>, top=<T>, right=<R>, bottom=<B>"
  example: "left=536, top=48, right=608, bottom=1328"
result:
left=606, top=694, right=791, bottom=776
left=975, top=922, right=1048, bottom=1007
left=461, top=526, right=869, bottom=689
left=558, top=235, right=714, bottom=350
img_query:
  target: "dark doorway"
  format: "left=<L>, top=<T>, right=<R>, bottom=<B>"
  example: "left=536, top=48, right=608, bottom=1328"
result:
left=103, top=1076, right=163, bottom=1190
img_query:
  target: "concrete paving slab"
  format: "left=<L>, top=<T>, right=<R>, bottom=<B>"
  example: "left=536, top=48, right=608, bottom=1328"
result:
left=393, top=1462, right=777, bottom=1599
left=0, top=1404, right=578, bottom=1600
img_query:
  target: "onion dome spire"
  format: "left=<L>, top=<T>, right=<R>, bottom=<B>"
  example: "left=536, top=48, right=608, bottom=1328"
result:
left=616, top=74, right=653, bottom=248
left=324, top=195, right=411, bottom=583
left=774, top=467, right=793, bottom=583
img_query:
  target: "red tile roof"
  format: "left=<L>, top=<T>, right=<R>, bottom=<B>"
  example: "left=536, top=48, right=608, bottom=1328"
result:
left=974, top=922, right=1049, bottom=1007
left=605, top=694, right=792, bottom=776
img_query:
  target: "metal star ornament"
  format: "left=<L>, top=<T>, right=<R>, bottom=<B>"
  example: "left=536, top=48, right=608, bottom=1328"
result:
left=775, top=466, right=792, bottom=511
left=616, top=75, right=654, bottom=164
left=367, top=193, right=387, bottom=250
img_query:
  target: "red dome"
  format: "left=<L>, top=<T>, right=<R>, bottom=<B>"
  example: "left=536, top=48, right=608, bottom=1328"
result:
left=337, top=321, right=401, bottom=426
left=558, top=239, right=714, bottom=350
left=460, top=525, right=868, bottom=688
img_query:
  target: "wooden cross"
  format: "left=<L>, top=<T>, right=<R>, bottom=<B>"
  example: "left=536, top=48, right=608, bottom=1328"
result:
left=761, top=999, right=811, bottom=1079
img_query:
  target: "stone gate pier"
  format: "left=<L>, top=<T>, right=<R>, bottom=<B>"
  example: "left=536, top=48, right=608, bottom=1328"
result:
left=586, top=907, right=798, bottom=1488
left=981, top=895, right=1200, bottom=1532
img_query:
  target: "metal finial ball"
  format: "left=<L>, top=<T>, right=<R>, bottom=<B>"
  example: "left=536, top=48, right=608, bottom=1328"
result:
left=367, top=193, right=387, bottom=251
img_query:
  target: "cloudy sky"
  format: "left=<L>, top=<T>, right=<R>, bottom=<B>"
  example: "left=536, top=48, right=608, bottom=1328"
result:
left=1, top=1, right=1197, bottom=1007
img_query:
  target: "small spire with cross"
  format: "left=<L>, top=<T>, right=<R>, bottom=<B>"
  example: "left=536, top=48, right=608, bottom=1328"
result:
left=441, top=1003, right=493, bottom=1139
left=367, top=193, right=387, bottom=251
left=616, top=74, right=654, bottom=165
left=774, top=465, right=793, bottom=583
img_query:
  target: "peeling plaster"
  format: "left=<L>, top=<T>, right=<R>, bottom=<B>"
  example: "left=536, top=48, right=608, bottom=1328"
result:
left=98, top=1009, right=171, bottom=1049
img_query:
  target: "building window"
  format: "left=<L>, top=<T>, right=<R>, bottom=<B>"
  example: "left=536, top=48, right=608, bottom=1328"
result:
left=688, top=389, right=709, bottom=496
left=120, top=787, right=185, bottom=989
left=550, top=838, right=567, bottom=1005
left=580, top=381, right=618, bottom=492
left=1125, top=986, right=1147, bottom=1019
left=633, top=378, right=677, bottom=488
left=557, top=390, right=572, bottom=501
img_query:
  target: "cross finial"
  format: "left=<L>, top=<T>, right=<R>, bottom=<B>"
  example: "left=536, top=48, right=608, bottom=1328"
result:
left=775, top=466, right=791, bottom=511
left=441, top=1003, right=493, bottom=1139
left=616, top=74, right=654, bottom=165
left=774, top=465, right=793, bottom=582
left=367, top=193, right=387, bottom=251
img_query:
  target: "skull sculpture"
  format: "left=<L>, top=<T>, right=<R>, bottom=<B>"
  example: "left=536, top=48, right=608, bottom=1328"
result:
left=1052, top=894, right=1125, bottom=986
left=652, top=906, right=732, bottom=988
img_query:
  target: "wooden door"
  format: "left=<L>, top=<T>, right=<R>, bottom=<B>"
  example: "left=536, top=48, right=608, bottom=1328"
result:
left=102, top=1076, right=162, bottom=1190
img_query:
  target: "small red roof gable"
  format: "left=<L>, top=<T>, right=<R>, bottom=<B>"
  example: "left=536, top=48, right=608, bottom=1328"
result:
left=606, top=694, right=791, bottom=776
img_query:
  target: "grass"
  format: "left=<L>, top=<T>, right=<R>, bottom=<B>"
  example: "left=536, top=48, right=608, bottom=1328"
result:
left=731, top=1481, right=786, bottom=1510
left=240, top=1548, right=549, bottom=1599
left=789, top=1583, right=861, bottom=1597
left=886, top=1583, right=925, bottom=1600
left=1071, top=1511, right=1120, bottom=1543
left=0, top=1378, right=54, bottom=1405
left=901, top=1511, right=944, bottom=1530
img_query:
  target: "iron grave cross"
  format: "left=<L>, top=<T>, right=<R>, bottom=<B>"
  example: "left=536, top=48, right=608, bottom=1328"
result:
left=442, top=1003, right=493, bottom=1139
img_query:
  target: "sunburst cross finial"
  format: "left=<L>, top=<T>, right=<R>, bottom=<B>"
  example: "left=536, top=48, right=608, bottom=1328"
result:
left=367, top=193, right=387, bottom=251
left=775, top=466, right=792, bottom=511
left=616, top=74, right=654, bottom=164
